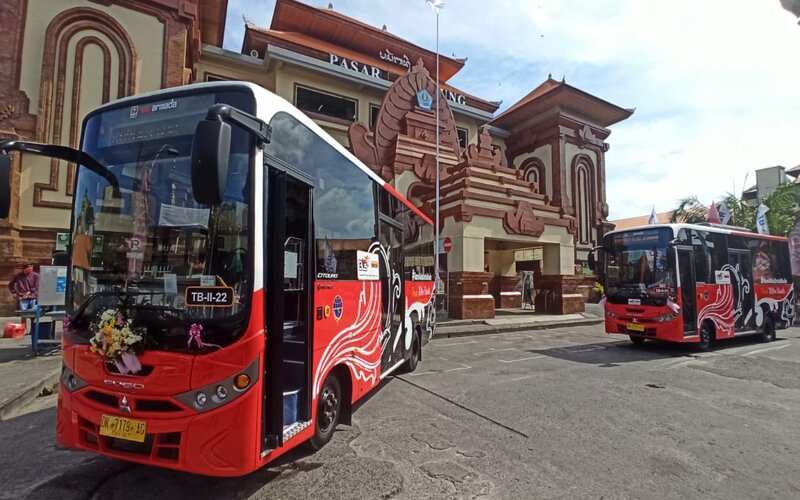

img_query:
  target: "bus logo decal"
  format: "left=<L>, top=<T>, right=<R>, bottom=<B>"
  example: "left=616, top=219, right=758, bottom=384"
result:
left=333, top=295, right=343, bottom=321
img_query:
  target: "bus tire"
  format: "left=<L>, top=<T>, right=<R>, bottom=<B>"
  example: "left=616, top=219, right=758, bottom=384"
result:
left=697, top=322, right=713, bottom=351
left=403, top=330, right=421, bottom=373
left=308, top=373, right=341, bottom=451
left=629, top=335, right=646, bottom=345
left=760, top=316, right=776, bottom=343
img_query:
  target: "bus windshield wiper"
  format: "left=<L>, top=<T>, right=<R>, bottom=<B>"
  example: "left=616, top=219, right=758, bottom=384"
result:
left=128, top=303, right=188, bottom=321
left=0, top=140, right=120, bottom=196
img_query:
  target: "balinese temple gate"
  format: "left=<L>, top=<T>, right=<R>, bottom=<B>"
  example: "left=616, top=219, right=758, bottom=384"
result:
left=347, top=61, right=632, bottom=318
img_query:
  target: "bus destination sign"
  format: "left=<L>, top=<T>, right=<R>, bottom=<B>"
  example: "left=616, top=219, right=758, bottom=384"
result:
left=185, top=286, right=234, bottom=307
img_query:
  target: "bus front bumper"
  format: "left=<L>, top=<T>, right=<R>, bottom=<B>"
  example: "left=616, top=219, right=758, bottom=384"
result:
left=605, top=315, right=687, bottom=342
left=56, top=379, right=263, bottom=477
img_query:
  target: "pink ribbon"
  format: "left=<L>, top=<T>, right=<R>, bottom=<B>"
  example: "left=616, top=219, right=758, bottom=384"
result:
left=114, top=351, right=142, bottom=375
left=188, top=323, right=220, bottom=350
left=667, top=299, right=681, bottom=314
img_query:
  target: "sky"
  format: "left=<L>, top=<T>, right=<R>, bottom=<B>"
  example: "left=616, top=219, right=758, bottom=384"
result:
left=223, top=0, right=800, bottom=220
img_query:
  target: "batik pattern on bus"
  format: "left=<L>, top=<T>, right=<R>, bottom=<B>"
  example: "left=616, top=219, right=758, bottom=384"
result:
left=372, top=241, right=403, bottom=359
left=697, top=284, right=735, bottom=337
left=753, top=284, right=796, bottom=327
left=313, top=281, right=382, bottom=399
left=721, top=263, right=749, bottom=326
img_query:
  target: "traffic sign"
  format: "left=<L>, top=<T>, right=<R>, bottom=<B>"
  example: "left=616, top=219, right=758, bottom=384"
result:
left=442, top=237, right=452, bottom=254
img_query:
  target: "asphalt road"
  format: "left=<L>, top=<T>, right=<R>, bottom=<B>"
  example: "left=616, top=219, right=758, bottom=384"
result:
left=2, top=324, right=800, bottom=499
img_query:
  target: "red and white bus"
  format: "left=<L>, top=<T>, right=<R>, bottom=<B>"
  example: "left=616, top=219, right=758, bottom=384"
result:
left=595, top=223, right=795, bottom=349
left=0, top=81, right=435, bottom=476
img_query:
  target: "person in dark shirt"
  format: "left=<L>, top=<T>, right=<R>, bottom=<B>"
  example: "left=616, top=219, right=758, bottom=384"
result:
left=8, top=263, right=40, bottom=311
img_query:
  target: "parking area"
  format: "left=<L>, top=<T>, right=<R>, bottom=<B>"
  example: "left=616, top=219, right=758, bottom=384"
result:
left=3, top=323, right=800, bottom=499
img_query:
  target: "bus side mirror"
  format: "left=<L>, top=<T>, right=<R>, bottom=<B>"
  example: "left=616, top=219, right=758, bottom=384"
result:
left=0, top=154, right=11, bottom=219
left=190, top=118, right=231, bottom=205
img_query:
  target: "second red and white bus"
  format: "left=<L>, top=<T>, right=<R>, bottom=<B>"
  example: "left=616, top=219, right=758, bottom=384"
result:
left=596, top=223, right=795, bottom=349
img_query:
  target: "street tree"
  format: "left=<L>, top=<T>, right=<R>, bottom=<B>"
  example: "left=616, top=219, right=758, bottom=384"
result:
left=669, top=183, right=800, bottom=236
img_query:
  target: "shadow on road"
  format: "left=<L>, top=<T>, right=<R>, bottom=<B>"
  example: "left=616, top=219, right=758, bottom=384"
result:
left=527, top=334, right=778, bottom=367
left=0, top=346, right=34, bottom=364
left=13, top=379, right=402, bottom=499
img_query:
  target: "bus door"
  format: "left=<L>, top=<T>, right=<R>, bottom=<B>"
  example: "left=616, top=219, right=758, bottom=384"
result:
left=262, top=163, right=313, bottom=451
left=379, top=219, right=405, bottom=374
left=677, top=248, right=697, bottom=335
left=728, top=250, right=753, bottom=330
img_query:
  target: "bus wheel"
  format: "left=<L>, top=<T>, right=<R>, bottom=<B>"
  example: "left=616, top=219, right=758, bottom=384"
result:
left=697, top=323, right=713, bottom=351
left=309, top=374, right=341, bottom=450
left=760, top=316, right=776, bottom=343
left=403, top=331, right=421, bottom=373
left=629, top=335, right=646, bottom=346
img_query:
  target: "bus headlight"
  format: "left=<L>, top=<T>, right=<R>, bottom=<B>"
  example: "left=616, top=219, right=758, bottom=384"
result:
left=215, top=385, right=228, bottom=400
left=61, top=365, right=88, bottom=393
left=175, top=356, right=260, bottom=413
left=656, top=313, right=678, bottom=323
left=233, top=373, right=251, bottom=391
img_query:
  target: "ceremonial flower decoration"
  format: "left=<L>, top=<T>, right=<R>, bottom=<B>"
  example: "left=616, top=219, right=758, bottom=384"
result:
left=89, top=305, right=146, bottom=374
left=188, top=323, right=220, bottom=350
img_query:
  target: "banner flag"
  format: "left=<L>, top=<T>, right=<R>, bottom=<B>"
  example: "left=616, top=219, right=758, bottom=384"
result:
left=648, top=206, right=658, bottom=225
left=756, top=203, right=770, bottom=234
left=717, top=201, right=731, bottom=225
left=426, top=0, right=445, bottom=13
left=707, top=200, right=721, bottom=224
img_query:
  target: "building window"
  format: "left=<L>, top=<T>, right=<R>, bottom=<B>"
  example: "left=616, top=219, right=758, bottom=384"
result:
left=369, top=104, right=380, bottom=129
left=295, top=85, right=357, bottom=122
left=520, top=157, right=544, bottom=194
left=456, top=127, right=468, bottom=150
left=577, top=166, right=590, bottom=243
left=205, top=73, right=228, bottom=82
left=571, top=156, right=595, bottom=245
left=525, top=168, right=539, bottom=187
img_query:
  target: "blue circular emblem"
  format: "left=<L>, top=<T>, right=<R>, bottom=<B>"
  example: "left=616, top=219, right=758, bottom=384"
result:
left=333, top=296, right=343, bottom=321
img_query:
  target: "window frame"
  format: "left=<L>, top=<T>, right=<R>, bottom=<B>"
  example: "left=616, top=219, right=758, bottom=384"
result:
left=293, top=84, right=358, bottom=123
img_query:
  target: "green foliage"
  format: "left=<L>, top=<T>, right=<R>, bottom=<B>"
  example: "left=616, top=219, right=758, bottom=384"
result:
left=670, top=183, right=800, bottom=237
left=588, top=282, right=605, bottom=303
left=761, top=183, right=800, bottom=237
left=669, top=195, right=708, bottom=224
left=719, top=192, right=755, bottom=229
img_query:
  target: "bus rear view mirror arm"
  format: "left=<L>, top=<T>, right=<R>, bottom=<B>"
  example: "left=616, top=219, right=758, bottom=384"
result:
left=0, top=153, right=10, bottom=219
left=0, top=140, right=121, bottom=199
left=587, top=245, right=604, bottom=271
left=190, top=104, right=271, bottom=205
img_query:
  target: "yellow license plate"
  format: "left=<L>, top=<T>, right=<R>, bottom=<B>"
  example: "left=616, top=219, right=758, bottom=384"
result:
left=627, top=323, right=645, bottom=332
left=99, top=415, right=147, bottom=443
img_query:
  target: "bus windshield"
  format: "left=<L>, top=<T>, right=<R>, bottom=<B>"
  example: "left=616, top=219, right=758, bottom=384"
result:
left=67, top=89, right=255, bottom=350
left=605, top=228, right=675, bottom=303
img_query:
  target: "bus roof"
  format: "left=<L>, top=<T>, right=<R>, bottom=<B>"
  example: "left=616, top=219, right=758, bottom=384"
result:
left=87, top=81, right=433, bottom=226
left=605, top=222, right=788, bottom=242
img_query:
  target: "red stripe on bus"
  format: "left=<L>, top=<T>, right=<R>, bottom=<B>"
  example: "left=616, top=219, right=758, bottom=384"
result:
left=383, top=183, right=433, bottom=226
left=730, top=231, right=787, bottom=242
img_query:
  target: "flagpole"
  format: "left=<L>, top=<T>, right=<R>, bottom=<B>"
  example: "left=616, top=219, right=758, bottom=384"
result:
left=434, top=7, right=441, bottom=300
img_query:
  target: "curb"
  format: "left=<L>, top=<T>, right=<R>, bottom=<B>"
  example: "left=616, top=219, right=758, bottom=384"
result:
left=436, top=317, right=605, bottom=339
left=0, top=367, right=61, bottom=421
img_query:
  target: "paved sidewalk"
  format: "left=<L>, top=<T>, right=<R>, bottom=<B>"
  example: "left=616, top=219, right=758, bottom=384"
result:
left=436, top=303, right=604, bottom=338
left=0, top=304, right=604, bottom=418
left=0, top=335, right=61, bottom=420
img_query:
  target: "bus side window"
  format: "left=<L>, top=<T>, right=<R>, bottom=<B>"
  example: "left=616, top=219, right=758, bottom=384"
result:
left=770, top=241, right=790, bottom=281
left=706, top=232, right=727, bottom=275
left=691, top=230, right=711, bottom=283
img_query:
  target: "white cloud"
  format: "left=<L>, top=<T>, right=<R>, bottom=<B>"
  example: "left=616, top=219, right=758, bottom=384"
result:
left=224, top=0, right=800, bottom=220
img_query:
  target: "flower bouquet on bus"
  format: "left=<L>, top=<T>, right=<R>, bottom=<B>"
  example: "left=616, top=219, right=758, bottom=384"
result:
left=88, top=299, right=151, bottom=374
